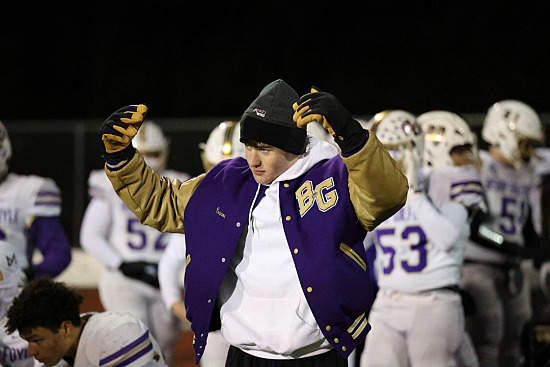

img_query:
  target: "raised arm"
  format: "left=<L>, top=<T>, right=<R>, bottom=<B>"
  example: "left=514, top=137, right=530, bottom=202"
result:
left=293, top=88, right=408, bottom=231
left=342, top=132, right=408, bottom=230
left=99, top=104, right=203, bottom=233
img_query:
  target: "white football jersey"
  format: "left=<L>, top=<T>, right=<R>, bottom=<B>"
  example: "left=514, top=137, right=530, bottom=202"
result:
left=74, top=312, right=167, bottom=367
left=366, top=194, right=469, bottom=293
left=158, top=234, right=186, bottom=310
left=530, top=147, right=550, bottom=235
left=427, top=165, right=483, bottom=211
left=0, top=173, right=61, bottom=269
left=465, top=150, right=538, bottom=263
left=469, top=150, right=536, bottom=249
left=85, top=169, right=190, bottom=264
left=0, top=316, right=44, bottom=367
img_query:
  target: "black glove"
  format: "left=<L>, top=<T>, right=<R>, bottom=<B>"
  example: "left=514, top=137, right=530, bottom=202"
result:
left=100, top=104, right=148, bottom=161
left=293, top=87, right=366, bottom=154
left=119, top=261, right=159, bottom=288
left=469, top=202, right=523, bottom=256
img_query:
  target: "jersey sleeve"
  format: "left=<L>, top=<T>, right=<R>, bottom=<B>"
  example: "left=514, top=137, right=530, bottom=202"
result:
left=158, top=234, right=187, bottom=310
left=87, top=169, right=114, bottom=201
left=28, top=176, right=62, bottom=218
left=105, top=151, right=204, bottom=234
left=91, top=314, right=166, bottom=367
left=428, top=166, right=483, bottom=211
left=534, top=148, right=550, bottom=178
left=410, top=194, right=468, bottom=251
left=363, top=232, right=375, bottom=251
left=30, top=216, right=72, bottom=277
left=79, top=197, right=122, bottom=269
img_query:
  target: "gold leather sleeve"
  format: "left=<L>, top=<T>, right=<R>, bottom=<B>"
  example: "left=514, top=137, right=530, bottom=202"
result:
left=105, top=151, right=204, bottom=233
left=343, top=132, right=408, bottom=231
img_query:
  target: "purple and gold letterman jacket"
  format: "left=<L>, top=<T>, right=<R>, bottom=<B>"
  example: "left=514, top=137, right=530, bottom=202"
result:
left=105, top=133, right=408, bottom=363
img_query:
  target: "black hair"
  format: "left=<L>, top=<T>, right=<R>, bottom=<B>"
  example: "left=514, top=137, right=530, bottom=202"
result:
left=6, top=276, right=83, bottom=335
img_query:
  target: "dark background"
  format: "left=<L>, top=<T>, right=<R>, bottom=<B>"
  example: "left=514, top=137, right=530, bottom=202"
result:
left=1, top=1, right=550, bottom=119
left=1, top=1, right=550, bottom=246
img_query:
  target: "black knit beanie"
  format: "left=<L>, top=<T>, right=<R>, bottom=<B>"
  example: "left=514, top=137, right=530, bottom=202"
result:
left=240, top=79, right=307, bottom=155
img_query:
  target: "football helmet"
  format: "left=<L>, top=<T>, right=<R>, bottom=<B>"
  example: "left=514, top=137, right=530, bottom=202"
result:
left=370, top=110, right=424, bottom=189
left=417, top=110, right=477, bottom=170
left=200, top=120, right=245, bottom=172
left=482, top=100, right=545, bottom=168
left=0, top=120, right=12, bottom=177
left=132, top=120, right=169, bottom=172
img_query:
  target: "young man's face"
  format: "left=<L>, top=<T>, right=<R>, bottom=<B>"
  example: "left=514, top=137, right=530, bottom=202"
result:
left=245, top=142, right=299, bottom=185
left=21, top=326, right=71, bottom=367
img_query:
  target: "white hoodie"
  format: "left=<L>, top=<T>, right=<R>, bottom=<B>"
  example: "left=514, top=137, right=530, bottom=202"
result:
left=218, top=136, right=339, bottom=359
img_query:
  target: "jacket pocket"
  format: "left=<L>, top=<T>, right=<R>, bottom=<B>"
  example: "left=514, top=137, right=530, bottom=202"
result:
left=340, top=243, right=366, bottom=271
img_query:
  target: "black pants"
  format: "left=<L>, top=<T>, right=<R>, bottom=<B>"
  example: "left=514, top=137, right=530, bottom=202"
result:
left=225, top=346, right=348, bottom=367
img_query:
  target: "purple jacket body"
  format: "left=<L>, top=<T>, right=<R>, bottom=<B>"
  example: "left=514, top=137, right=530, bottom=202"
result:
left=184, top=156, right=373, bottom=361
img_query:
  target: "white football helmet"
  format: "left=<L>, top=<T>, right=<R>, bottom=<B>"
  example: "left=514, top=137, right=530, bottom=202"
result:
left=0, top=120, right=12, bottom=177
left=417, top=110, right=477, bottom=170
left=200, top=120, right=245, bottom=172
left=370, top=110, right=424, bottom=189
left=132, top=120, right=169, bottom=172
left=482, top=100, right=545, bottom=168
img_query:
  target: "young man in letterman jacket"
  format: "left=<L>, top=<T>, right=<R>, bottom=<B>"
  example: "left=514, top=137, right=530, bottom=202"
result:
left=99, top=79, right=408, bottom=367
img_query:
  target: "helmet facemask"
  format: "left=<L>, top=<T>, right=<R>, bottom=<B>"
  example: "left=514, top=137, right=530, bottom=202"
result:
left=418, top=111, right=478, bottom=170
left=371, top=110, right=424, bottom=191
left=482, top=100, right=545, bottom=169
left=200, top=121, right=245, bottom=172
left=449, top=144, right=476, bottom=167
left=385, top=141, right=423, bottom=190
left=141, top=150, right=168, bottom=173
left=517, top=136, right=539, bottom=164
left=132, top=121, right=169, bottom=172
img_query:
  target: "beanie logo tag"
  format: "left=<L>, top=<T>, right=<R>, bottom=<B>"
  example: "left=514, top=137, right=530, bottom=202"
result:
left=253, top=108, right=266, bottom=118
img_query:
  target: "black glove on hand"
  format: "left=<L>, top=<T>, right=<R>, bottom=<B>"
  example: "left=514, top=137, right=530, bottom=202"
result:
left=293, top=87, right=366, bottom=154
left=119, top=261, right=160, bottom=288
left=100, top=104, right=148, bottom=161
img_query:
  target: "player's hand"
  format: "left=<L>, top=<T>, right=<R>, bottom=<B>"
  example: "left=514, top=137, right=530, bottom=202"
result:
left=293, top=87, right=366, bottom=154
left=119, top=261, right=159, bottom=288
left=100, top=104, right=148, bottom=161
